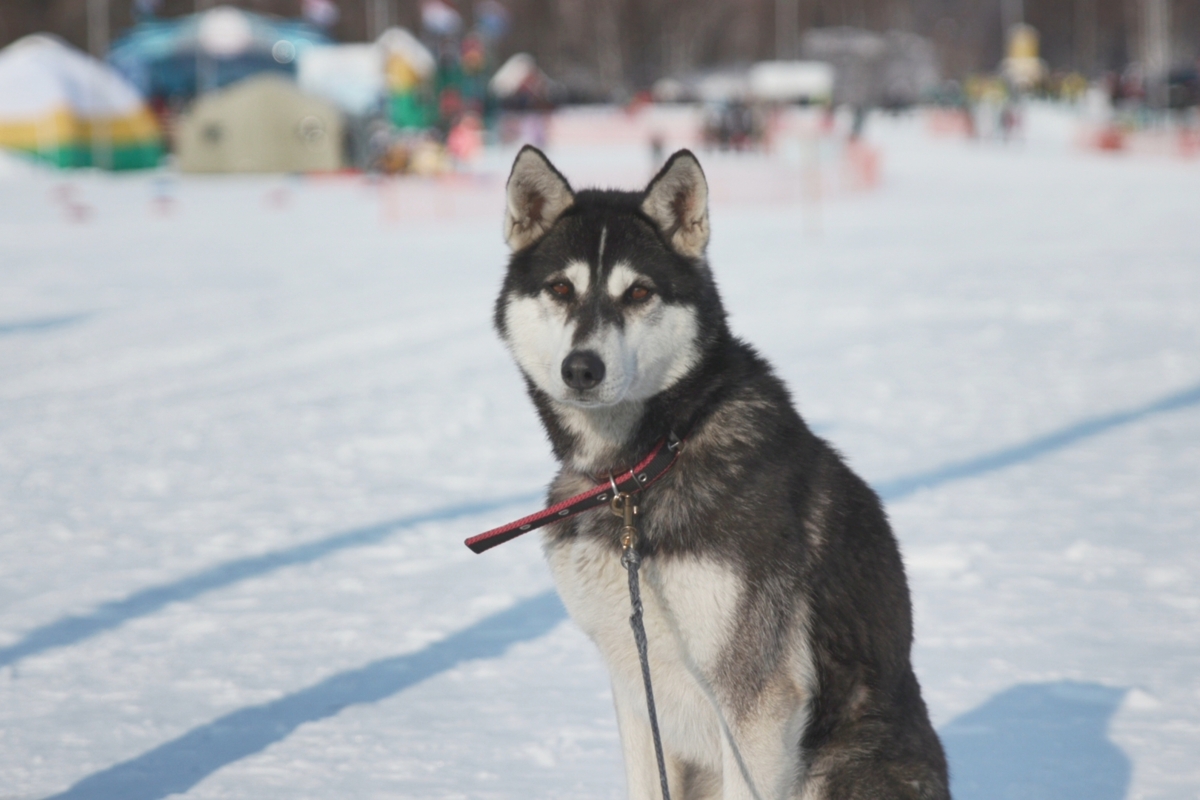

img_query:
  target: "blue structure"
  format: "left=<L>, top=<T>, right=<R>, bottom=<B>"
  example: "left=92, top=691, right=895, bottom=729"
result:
left=108, top=7, right=330, bottom=103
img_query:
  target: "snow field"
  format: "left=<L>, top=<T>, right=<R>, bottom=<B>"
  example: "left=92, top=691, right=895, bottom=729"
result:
left=1, top=107, right=1198, bottom=799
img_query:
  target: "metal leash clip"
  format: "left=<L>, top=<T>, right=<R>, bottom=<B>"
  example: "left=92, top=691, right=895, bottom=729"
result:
left=611, top=492, right=638, bottom=553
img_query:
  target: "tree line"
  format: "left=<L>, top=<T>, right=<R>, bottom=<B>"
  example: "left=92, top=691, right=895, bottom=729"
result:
left=3, top=0, right=1197, bottom=94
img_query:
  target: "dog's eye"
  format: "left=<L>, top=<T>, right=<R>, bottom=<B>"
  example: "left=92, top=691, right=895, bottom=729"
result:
left=626, top=285, right=653, bottom=303
left=547, top=281, right=573, bottom=299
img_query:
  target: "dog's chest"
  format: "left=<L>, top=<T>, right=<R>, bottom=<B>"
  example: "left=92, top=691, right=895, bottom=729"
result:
left=543, top=509, right=742, bottom=685
left=547, top=534, right=734, bottom=662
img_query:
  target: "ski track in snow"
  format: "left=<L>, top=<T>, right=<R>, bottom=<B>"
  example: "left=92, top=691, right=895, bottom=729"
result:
left=1, top=107, right=1199, bottom=799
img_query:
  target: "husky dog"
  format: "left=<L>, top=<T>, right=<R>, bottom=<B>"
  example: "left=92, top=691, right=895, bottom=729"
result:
left=495, top=146, right=949, bottom=800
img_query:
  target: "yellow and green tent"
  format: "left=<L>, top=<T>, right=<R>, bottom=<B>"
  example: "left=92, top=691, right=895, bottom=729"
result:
left=0, top=35, right=162, bottom=170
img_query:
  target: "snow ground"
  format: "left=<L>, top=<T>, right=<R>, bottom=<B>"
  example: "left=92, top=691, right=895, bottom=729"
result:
left=1, top=106, right=1198, bottom=800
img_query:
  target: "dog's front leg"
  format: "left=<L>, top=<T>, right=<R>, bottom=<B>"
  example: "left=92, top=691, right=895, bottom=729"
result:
left=716, top=701, right=804, bottom=800
left=612, top=682, right=687, bottom=800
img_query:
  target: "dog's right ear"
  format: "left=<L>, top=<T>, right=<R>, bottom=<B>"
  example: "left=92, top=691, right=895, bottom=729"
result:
left=504, top=146, right=574, bottom=251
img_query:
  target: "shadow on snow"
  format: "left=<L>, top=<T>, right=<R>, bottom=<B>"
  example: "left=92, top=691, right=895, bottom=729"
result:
left=0, top=313, right=91, bottom=337
left=875, top=380, right=1200, bottom=501
left=0, top=493, right=541, bottom=669
left=23, top=381, right=1185, bottom=797
left=44, top=635, right=1130, bottom=800
left=43, top=591, right=567, bottom=800
left=6, top=381, right=1200, bottom=670
left=11, top=377, right=1200, bottom=673
left=942, top=681, right=1131, bottom=800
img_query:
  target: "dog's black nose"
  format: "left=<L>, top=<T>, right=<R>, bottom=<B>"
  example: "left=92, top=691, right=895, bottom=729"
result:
left=561, top=350, right=606, bottom=390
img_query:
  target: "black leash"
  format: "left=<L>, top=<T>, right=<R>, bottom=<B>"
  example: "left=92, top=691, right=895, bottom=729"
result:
left=613, top=492, right=672, bottom=800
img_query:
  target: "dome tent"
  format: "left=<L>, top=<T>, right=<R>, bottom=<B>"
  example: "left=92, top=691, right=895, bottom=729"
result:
left=175, top=74, right=342, bottom=173
left=0, top=35, right=162, bottom=170
left=108, top=6, right=330, bottom=102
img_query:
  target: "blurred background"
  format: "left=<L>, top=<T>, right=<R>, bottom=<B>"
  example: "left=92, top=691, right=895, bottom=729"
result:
left=0, top=0, right=1198, bottom=171
left=1, top=2, right=1198, bottom=800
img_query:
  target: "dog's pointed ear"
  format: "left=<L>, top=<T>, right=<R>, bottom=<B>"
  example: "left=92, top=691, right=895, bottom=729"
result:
left=641, top=150, right=709, bottom=258
left=504, top=146, right=574, bottom=251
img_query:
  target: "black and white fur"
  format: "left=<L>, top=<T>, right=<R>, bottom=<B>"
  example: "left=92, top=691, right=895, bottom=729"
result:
left=494, top=146, right=950, bottom=800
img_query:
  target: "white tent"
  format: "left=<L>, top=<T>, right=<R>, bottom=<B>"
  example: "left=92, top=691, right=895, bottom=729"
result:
left=748, top=61, right=835, bottom=103
left=297, top=44, right=384, bottom=115
left=0, top=35, right=161, bottom=169
left=295, top=28, right=436, bottom=116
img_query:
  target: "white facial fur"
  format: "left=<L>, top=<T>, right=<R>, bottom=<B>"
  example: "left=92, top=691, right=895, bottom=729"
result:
left=606, top=262, right=638, bottom=297
left=562, top=260, right=590, bottom=296
left=502, top=292, right=578, bottom=398
left=501, top=261, right=700, bottom=409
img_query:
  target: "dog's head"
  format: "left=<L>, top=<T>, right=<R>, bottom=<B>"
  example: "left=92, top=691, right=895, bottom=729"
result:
left=495, top=146, right=718, bottom=409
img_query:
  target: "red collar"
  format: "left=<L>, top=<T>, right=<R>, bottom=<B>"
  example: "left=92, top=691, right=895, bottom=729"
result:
left=464, top=434, right=684, bottom=554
